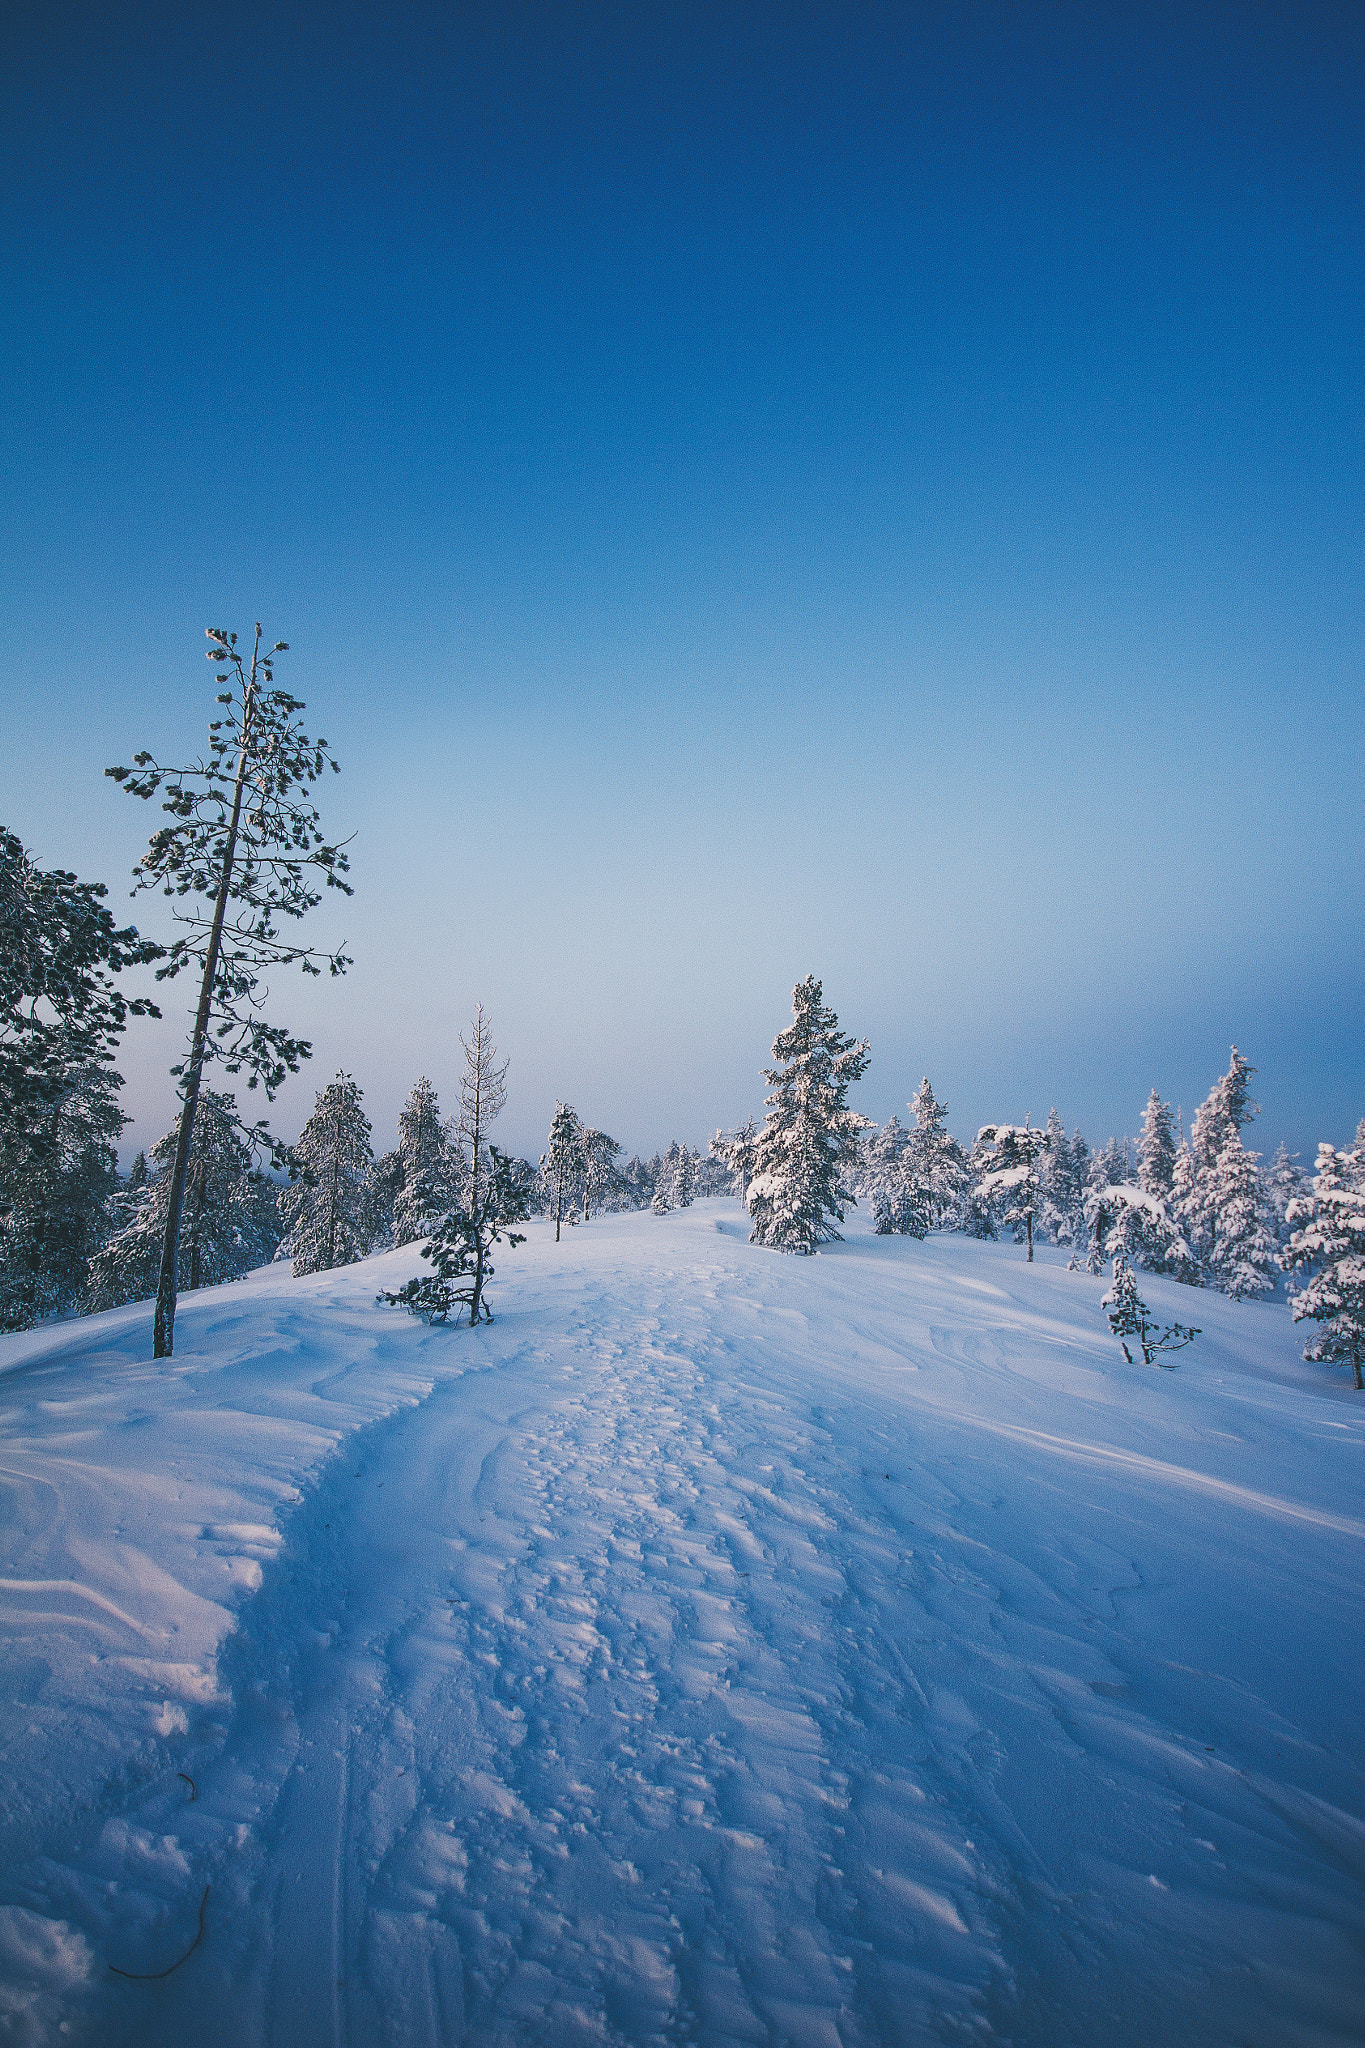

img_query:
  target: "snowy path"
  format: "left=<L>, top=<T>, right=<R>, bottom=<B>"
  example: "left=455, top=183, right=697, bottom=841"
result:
left=2, top=1207, right=1363, bottom=2045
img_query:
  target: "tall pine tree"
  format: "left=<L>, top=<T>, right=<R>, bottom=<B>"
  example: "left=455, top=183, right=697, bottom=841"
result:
left=108, top=626, right=351, bottom=1354
left=281, top=1072, right=375, bottom=1276
left=392, top=1076, right=460, bottom=1245
left=542, top=1103, right=585, bottom=1241
left=748, top=977, right=870, bottom=1254
left=1285, top=1131, right=1365, bottom=1388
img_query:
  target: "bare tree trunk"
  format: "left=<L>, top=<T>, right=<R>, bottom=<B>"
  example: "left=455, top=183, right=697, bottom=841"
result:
left=1353, top=1338, right=1362, bottom=1393
left=153, top=649, right=258, bottom=1359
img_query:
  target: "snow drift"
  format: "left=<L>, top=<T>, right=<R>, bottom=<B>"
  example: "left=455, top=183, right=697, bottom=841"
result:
left=0, top=1204, right=1361, bottom=2046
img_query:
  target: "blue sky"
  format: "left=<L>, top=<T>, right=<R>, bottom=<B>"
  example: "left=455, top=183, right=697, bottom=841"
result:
left=2, top=1, right=1361, bottom=1165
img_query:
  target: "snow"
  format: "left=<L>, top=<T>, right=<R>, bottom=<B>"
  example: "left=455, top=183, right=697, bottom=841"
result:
left=1, top=1203, right=1362, bottom=2046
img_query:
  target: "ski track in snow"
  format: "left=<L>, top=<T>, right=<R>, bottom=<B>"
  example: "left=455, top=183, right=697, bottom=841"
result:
left=1, top=1206, right=1363, bottom=2046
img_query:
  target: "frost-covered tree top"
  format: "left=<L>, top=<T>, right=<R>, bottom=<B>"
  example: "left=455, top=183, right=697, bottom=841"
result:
left=748, top=976, right=870, bottom=1255
left=393, top=1076, right=461, bottom=1246
left=1190, top=1047, right=1258, bottom=1168
left=1138, top=1090, right=1178, bottom=1197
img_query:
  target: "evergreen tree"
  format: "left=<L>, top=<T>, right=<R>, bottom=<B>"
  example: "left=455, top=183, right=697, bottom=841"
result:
left=365, top=1148, right=405, bottom=1250
left=674, top=1144, right=697, bottom=1208
left=1079, top=1138, right=1135, bottom=1271
left=281, top=1072, right=375, bottom=1276
left=1038, top=1111, right=1087, bottom=1248
left=87, top=1091, right=280, bottom=1309
left=0, top=1057, right=127, bottom=1329
left=1092, top=1184, right=1190, bottom=1277
left=961, top=1129, right=1001, bottom=1240
left=1101, top=1256, right=1200, bottom=1367
left=1137, top=1090, right=1178, bottom=1199
left=748, top=977, right=870, bottom=1254
left=1203, top=1137, right=1279, bottom=1299
left=106, top=1149, right=149, bottom=1235
left=1, top=826, right=161, bottom=1155
left=652, top=1141, right=680, bottom=1215
left=709, top=1118, right=759, bottom=1204
left=1176, top=1048, right=1278, bottom=1294
left=862, top=1117, right=929, bottom=1237
left=581, top=1127, right=624, bottom=1219
left=1265, top=1142, right=1309, bottom=1247
left=617, top=1155, right=655, bottom=1210
left=379, top=1146, right=530, bottom=1326
left=108, top=625, right=351, bottom=1355
left=904, top=1079, right=969, bottom=1230
left=974, top=1119, right=1050, bottom=1260
left=542, top=1102, right=585, bottom=1241
left=1284, top=1135, right=1365, bottom=1389
left=392, top=1076, right=461, bottom=1245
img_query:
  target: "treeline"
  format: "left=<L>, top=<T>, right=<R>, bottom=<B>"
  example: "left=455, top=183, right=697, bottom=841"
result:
left=717, top=975, right=1364, bottom=1389
left=845, top=1049, right=1301, bottom=1301
left=0, top=1060, right=723, bottom=1329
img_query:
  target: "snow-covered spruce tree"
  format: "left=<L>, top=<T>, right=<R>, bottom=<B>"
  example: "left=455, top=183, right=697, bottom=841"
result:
left=1038, top=1110, right=1088, bottom=1249
left=709, top=1118, right=759, bottom=1205
left=103, top=1148, right=149, bottom=1241
left=108, top=626, right=351, bottom=1355
left=581, top=1127, right=623, bottom=1220
left=674, top=1144, right=698, bottom=1209
left=961, top=1129, right=1001, bottom=1239
left=542, top=1102, right=585, bottom=1241
left=0, top=1056, right=127, bottom=1330
left=391, top=1076, right=462, bottom=1246
left=616, top=1155, right=654, bottom=1210
left=860, top=1114, right=906, bottom=1195
left=1081, top=1095, right=1187, bottom=1276
left=1090, top=1182, right=1190, bottom=1278
left=1202, top=1137, right=1279, bottom=1299
left=861, top=1116, right=929, bottom=1238
left=1138, top=1090, right=1178, bottom=1201
left=903, top=1079, right=969, bottom=1231
left=280, top=1072, right=375, bottom=1276
left=1284, top=1133, right=1365, bottom=1389
left=747, top=976, right=870, bottom=1254
left=379, top=1146, right=530, bottom=1327
left=1, top=827, right=162, bottom=1168
left=87, top=1091, right=281, bottom=1309
left=1101, top=1256, right=1200, bottom=1367
left=364, top=1147, right=405, bottom=1250
left=1265, top=1141, right=1309, bottom=1249
left=1078, top=1138, right=1135, bottom=1272
left=1176, top=1049, right=1278, bottom=1297
left=974, top=1120, right=1050, bottom=1261
left=652, top=1141, right=680, bottom=1215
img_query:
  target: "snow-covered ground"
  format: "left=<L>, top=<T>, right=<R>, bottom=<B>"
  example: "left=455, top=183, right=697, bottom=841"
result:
left=1, top=1203, right=1362, bottom=2047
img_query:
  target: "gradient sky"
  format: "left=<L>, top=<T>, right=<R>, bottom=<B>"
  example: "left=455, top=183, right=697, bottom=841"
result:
left=2, top=1, right=1361, bottom=1168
